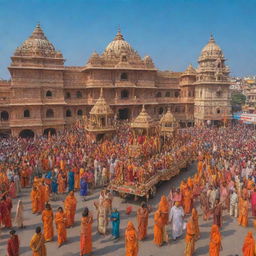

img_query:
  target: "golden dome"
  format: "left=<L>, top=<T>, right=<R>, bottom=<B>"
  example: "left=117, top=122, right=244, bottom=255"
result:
left=14, top=24, right=61, bottom=58
left=90, top=88, right=113, bottom=115
left=160, top=108, right=177, bottom=124
left=201, top=34, right=222, bottom=56
left=131, top=105, right=155, bottom=129
left=104, top=29, right=136, bottom=57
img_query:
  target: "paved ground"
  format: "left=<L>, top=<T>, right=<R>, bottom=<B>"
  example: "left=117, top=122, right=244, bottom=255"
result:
left=0, top=164, right=251, bottom=255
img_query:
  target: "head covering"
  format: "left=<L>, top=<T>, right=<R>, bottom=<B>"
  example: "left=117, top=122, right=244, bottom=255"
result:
left=158, top=195, right=169, bottom=212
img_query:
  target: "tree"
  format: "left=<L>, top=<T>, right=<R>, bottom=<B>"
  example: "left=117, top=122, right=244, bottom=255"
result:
left=231, top=92, right=246, bottom=112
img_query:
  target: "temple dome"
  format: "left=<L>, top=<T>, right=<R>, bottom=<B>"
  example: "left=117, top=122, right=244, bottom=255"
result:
left=104, top=29, right=136, bottom=57
left=182, top=64, right=197, bottom=76
left=14, top=24, right=61, bottom=58
left=131, top=105, right=155, bottom=129
left=200, top=34, right=222, bottom=57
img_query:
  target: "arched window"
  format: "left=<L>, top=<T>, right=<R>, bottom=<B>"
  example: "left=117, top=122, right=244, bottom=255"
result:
left=120, top=72, right=128, bottom=81
left=1, top=111, right=9, bottom=121
left=165, top=92, right=171, bottom=97
left=156, top=92, right=161, bottom=98
left=216, top=108, right=221, bottom=114
left=77, top=109, right=83, bottom=116
left=24, top=109, right=30, bottom=118
left=66, top=109, right=72, bottom=117
left=76, top=91, right=82, bottom=98
left=174, top=91, right=180, bottom=98
left=46, top=109, right=54, bottom=118
left=158, top=107, right=164, bottom=115
left=46, top=90, right=52, bottom=97
left=121, top=90, right=129, bottom=99
left=65, top=92, right=71, bottom=99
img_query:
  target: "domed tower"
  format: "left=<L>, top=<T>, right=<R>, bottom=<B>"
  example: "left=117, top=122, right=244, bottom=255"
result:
left=86, top=88, right=115, bottom=141
left=194, top=35, right=231, bottom=126
left=8, top=24, right=66, bottom=137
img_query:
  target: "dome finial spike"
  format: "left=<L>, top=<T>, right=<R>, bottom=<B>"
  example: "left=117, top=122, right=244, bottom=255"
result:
left=100, top=87, right=103, bottom=98
left=209, top=33, right=215, bottom=43
left=114, top=25, right=124, bottom=41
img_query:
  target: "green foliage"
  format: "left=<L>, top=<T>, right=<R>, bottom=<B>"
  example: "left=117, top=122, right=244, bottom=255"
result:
left=231, top=92, right=246, bottom=105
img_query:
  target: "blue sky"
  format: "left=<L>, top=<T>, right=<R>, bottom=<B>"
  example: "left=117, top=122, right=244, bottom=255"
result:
left=0, top=0, right=255, bottom=78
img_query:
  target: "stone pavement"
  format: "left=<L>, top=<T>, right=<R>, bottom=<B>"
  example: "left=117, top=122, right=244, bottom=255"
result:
left=0, top=165, right=251, bottom=255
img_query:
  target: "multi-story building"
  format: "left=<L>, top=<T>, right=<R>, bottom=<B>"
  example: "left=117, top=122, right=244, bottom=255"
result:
left=0, top=24, right=231, bottom=137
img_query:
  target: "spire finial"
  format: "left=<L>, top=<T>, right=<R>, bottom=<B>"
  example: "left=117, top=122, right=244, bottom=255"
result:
left=209, top=33, right=215, bottom=43
left=114, top=25, right=124, bottom=41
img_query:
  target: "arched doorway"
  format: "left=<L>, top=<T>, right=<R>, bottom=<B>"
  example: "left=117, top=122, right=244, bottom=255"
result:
left=0, top=130, right=10, bottom=138
left=43, top=128, right=56, bottom=136
left=118, top=108, right=129, bottom=120
left=19, top=129, right=34, bottom=138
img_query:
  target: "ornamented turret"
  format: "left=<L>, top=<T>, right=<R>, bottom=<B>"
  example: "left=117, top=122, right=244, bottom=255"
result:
left=131, top=105, right=156, bottom=135
left=194, top=34, right=231, bottom=126
left=181, top=64, right=197, bottom=77
left=196, top=34, right=229, bottom=83
left=11, top=24, right=64, bottom=67
left=14, top=24, right=62, bottom=58
left=160, top=108, right=178, bottom=135
left=86, top=88, right=115, bottom=140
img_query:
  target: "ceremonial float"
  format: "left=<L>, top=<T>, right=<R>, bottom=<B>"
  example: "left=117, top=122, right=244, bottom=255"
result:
left=108, top=106, right=196, bottom=200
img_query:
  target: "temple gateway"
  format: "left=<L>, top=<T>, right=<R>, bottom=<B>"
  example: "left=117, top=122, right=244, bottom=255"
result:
left=0, top=25, right=231, bottom=137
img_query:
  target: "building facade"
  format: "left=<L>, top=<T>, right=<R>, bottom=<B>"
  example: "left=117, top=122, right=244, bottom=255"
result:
left=0, top=25, right=231, bottom=137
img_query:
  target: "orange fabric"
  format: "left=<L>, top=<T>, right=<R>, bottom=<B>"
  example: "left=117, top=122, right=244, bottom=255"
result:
left=80, top=215, right=93, bottom=255
left=31, top=188, right=41, bottom=214
left=58, top=174, right=66, bottom=194
left=30, top=233, right=47, bottom=256
left=192, top=208, right=200, bottom=240
left=42, top=209, right=54, bottom=242
left=55, top=211, right=67, bottom=245
left=158, top=195, right=169, bottom=225
left=64, top=192, right=77, bottom=227
left=154, top=210, right=164, bottom=246
left=209, top=225, right=221, bottom=256
left=39, top=185, right=46, bottom=212
left=74, top=168, right=80, bottom=190
left=44, top=186, right=50, bottom=203
left=125, top=221, right=138, bottom=256
left=184, top=189, right=192, bottom=214
left=242, top=232, right=255, bottom=256
left=137, top=207, right=149, bottom=240
left=238, top=199, right=249, bottom=227
left=185, top=219, right=195, bottom=256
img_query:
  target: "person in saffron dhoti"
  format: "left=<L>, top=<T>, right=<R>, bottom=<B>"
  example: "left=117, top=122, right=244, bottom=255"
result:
left=30, top=226, right=47, bottom=256
left=110, top=208, right=120, bottom=240
left=80, top=207, right=93, bottom=256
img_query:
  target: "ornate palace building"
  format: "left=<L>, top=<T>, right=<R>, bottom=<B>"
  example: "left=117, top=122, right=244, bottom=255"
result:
left=0, top=24, right=231, bottom=137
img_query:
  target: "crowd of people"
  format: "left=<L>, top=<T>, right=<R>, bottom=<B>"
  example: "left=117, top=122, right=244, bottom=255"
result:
left=1, top=123, right=256, bottom=255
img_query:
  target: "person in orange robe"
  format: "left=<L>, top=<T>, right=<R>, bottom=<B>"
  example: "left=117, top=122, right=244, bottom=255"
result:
left=74, top=167, right=80, bottom=190
left=64, top=191, right=77, bottom=228
left=42, top=203, right=54, bottom=242
left=58, top=173, right=66, bottom=194
left=238, top=197, right=249, bottom=227
left=158, top=195, right=169, bottom=243
left=44, top=184, right=50, bottom=203
left=192, top=208, right=200, bottom=240
left=7, top=229, right=19, bottom=256
left=185, top=217, right=196, bottom=256
left=209, top=224, right=222, bottom=256
left=137, top=202, right=149, bottom=241
left=80, top=207, right=93, bottom=256
left=31, top=186, right=41, bottom=214
left=184, top=188, right=193, bottom=214
left=21, top=168, right=29, bottom=188
left=0, top=196, right=12, bottom=228
left=55, top=206, right=67, bottom=247
left=39, top=183, right=46, bottom=213
left=125, top=221, right=138, bottom=256
left=242, top=231, right=255, bottom=256
left=30, top=226, right=47, bottom=256
left=154, top=209, right=164, bottom=246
